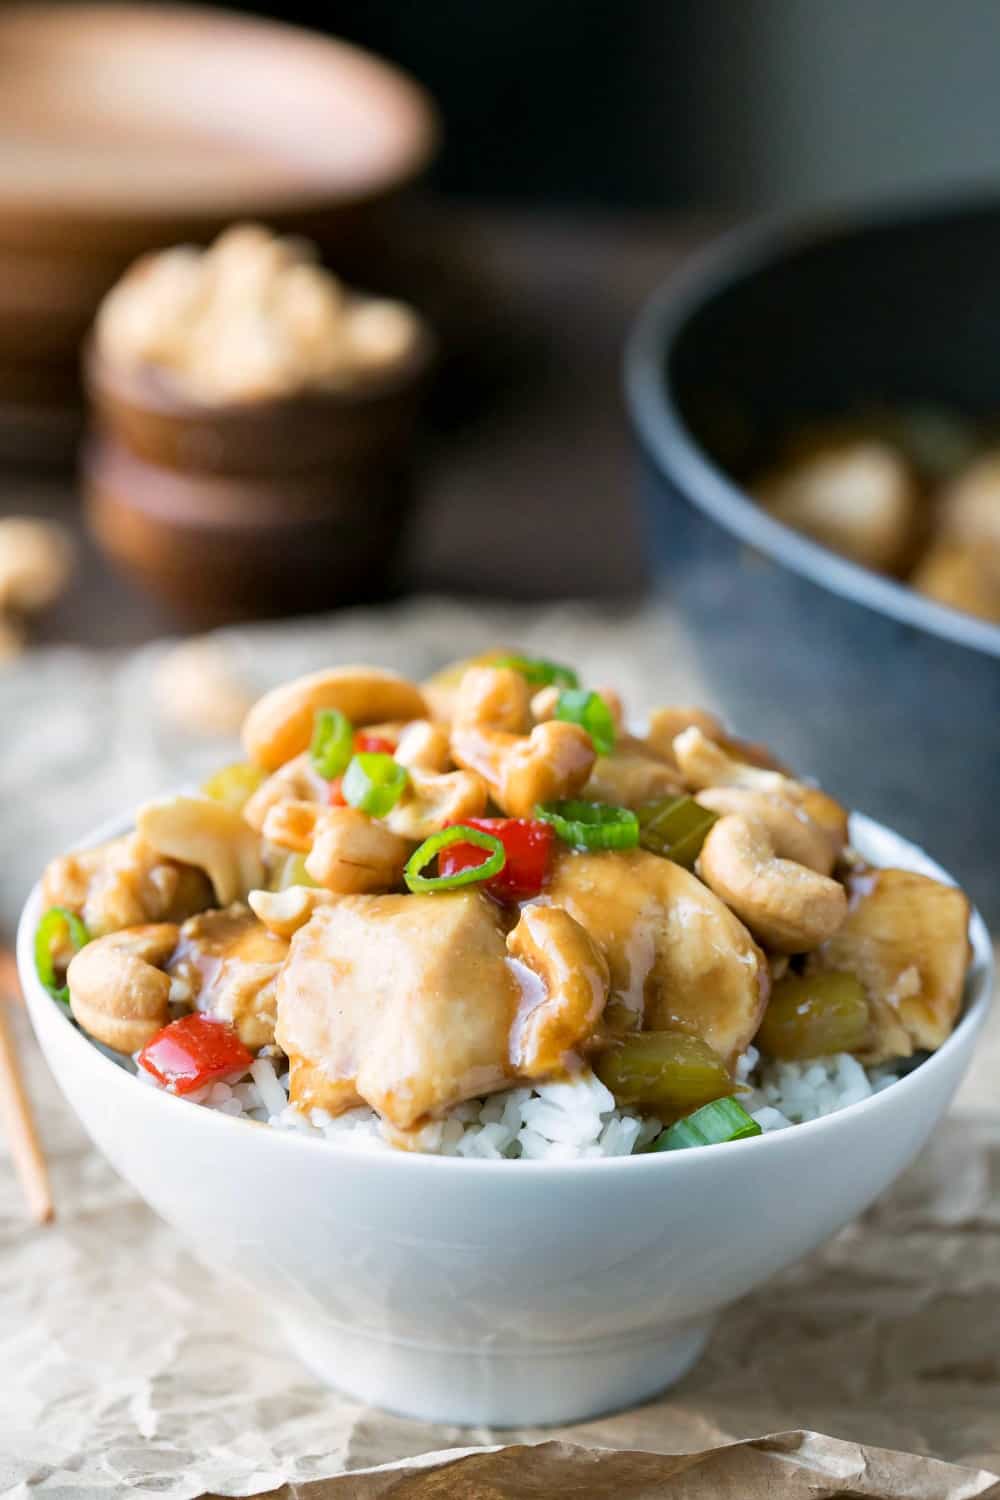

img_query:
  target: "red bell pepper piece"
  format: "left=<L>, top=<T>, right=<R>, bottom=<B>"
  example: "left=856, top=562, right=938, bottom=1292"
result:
left=138, top=1014, right=253, bottom=1096
left=353, top=732, right=397, bottom=755
left=327, top=777, right=347, bottom=805
left=440, top=817, right=555, bottom=901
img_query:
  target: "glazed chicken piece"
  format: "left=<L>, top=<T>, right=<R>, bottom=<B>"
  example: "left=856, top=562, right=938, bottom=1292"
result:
left=808, top=867, right=971, bottom=1061
left=167, top=904, right=288, bottom=1049
left=275, top=890, right=608, bottom=1132
left=542, top=848, right=769, bottom=1066
left=41, top=832, right=212, bottom=939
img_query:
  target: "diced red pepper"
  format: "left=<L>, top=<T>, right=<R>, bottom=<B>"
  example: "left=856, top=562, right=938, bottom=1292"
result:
left=440, top=817, right=555, bottom=902
left=138, top=1014, right=253, bottom=1096
left=354, top=732, right=397, bottom=755
left=327, top=777, right=347, bottom=805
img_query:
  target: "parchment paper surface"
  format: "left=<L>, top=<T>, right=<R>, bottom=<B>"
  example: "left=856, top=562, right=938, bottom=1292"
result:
left=1, top=599, right=998, bottom=1499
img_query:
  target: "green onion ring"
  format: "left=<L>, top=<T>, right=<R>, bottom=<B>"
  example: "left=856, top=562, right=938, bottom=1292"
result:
left=405, top=825, right=506, bottom=893
left=652, top=1097, right=762, bottom=1152
left=493, top=655, right=579, bottom=689
left=35, top=906, right=90, bottom=1005
left=342, top=752, right=409, bottom=817
left=535, top=799, right=638, bottom=850
left=554, top=688, right=616, bottom=755
left=310, top=708, right=354, bottom=780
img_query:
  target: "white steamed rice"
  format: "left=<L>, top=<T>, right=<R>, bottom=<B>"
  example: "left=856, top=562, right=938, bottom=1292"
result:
left=133, top=1041, right=900, bottom=1159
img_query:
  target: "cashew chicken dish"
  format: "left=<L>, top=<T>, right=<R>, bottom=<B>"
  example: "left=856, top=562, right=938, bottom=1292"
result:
left=34, top=654, right=974, bottom=1159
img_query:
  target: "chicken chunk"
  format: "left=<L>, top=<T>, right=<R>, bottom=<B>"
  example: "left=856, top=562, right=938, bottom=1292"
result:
left=41, top=833, right=212, bottom=939
left=167, top=903, right=288, bottom=1049
left=808, top=867, right=971, bottom=1061
left=542, top=848, right=769, bottom=1065
left=276, top=890, right=607, bottom=1130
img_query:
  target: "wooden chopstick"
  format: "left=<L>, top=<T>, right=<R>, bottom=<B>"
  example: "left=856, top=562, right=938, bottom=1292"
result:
left=0, top=946, right=22, bottom=1004
left=0, top=943, right=54, bottom=1223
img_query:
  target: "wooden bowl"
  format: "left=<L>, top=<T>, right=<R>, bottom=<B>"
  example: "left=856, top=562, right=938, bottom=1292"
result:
left=81, top=316, right=433, bottom=621
left=83, top=437, right=412, bottom=625
left=0, top=4, right=438, bottom=254
left=83, top=327, right=436, bottom=478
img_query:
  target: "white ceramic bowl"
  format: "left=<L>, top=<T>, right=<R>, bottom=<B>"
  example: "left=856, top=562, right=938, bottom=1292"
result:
left=18, top=809, right=993, bottom=1428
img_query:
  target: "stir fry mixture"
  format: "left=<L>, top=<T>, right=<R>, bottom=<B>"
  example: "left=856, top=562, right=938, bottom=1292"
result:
left=754, top=409, right=1000, bottom=624
left=36, top=654, right=973, bottom=1155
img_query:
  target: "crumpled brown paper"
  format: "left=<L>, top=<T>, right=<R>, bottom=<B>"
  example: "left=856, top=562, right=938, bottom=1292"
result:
left=2, top=599, right=999, bottom=1499
left=218, top=1433, right=1000, bottom=1499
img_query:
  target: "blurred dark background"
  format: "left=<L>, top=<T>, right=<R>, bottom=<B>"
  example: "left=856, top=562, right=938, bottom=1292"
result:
left=7, top=0, right=1000, bottom=650
left=231, top=0, right=1000, bottom=212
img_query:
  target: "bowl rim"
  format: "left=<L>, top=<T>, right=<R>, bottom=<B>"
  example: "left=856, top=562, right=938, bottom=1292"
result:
left=625, top=189, right=1000, bottom=661
left=0, top=2, right=440, bottom=226
left=17, top=804, right=994, bottom=1177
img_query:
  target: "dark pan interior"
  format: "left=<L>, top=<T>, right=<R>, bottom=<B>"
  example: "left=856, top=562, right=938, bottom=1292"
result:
left=669, top=202, right=1000, bottom=476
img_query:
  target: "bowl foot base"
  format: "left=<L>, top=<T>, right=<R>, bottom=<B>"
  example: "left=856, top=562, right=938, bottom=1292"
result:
left=283, top=1314, right=714, bottom=1427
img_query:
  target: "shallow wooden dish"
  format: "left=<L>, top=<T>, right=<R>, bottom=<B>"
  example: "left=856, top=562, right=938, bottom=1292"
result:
left=0, top=3, right=438, bottom=254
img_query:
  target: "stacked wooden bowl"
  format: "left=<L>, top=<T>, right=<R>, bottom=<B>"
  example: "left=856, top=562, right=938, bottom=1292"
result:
left=83, top=324, right=435, bottom=625
left=0, top=2, right=438, bottom=466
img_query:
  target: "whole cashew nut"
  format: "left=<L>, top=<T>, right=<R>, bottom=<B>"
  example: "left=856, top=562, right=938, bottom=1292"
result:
left=507, top=905, right=609, bottom=1075
left=137, top=795, right=266, bottom=906
left=451, top=666, right=595, bottom=818
left=645, top=706, right=727, bottom=763
left=673, top=726, right=848, bottom=854
left=695, top=786, right=836, bottom=875
left=243, top=666, right=427, bottom=771
left=68, top=923, right=178, bottom=1053
left=261, top=798, right=321, bottom=853
left=648, top=710, right=786, bottom=773
left=243, top=752, right=328, bottom=833
left=697, top=814, right=847, bottom=953
left=384, top=767, right=489, bottom=840
left=0, top=517, right=74, bottom=614
left=394, top=720, right=454, bottom=774
left=263, top=800, right=411, bottom=894
left=248, top=885, right=339, bottom=937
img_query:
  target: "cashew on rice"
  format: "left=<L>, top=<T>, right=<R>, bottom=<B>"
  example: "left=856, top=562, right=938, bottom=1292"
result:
left=697, top=814, right=847, bottom=954
left=68, top=924, right=178, bottom=1053
left=673, top=725, right=848, bottom=857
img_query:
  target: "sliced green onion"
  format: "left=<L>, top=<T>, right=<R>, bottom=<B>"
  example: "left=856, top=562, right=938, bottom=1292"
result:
left=310, top=708, right=354, bottom=780
left=405, top=825, right=506, bottom=893
left=535, top=799, right=638, bottom=851
left=493, top=655, right=579, bottom=689
left=638, top=795, right=719, bottom=869
left=554, top=688, right=616, bottom=755
left=342, top=752, right=409, bottom=817
left=652, top=1097, right=762, bottom=1152
left=35, top=906, right=90, bottom=1005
